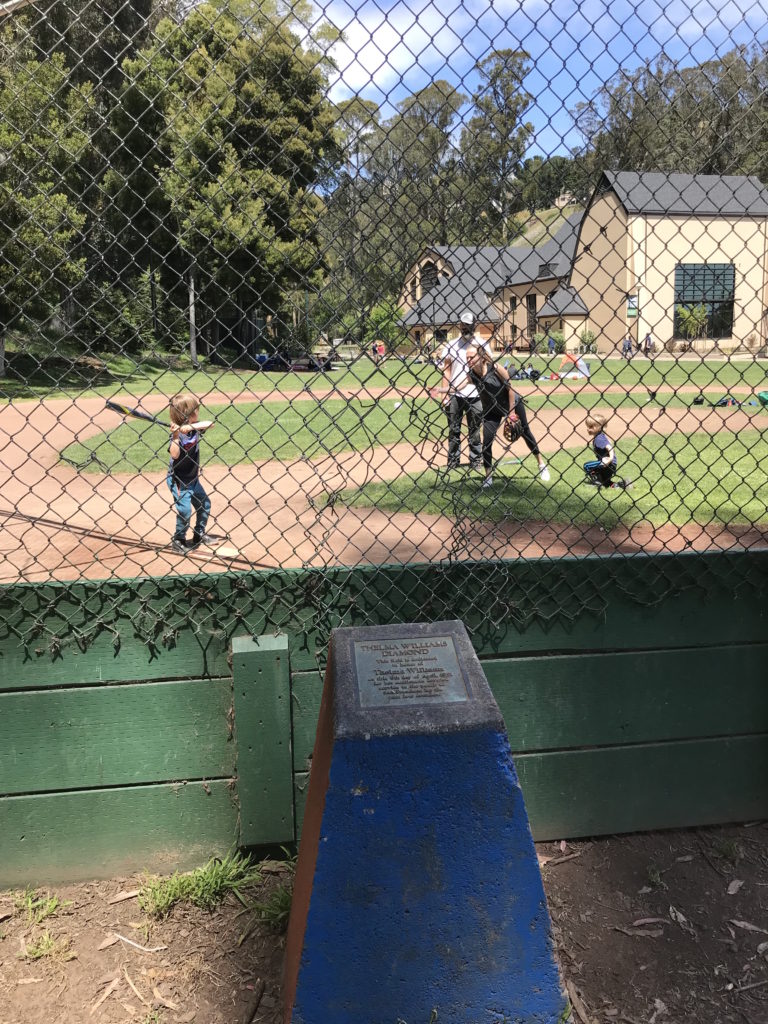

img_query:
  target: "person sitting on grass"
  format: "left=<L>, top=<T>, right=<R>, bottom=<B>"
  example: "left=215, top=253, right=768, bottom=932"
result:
left=465, top=344, right=550, bottom=489
left=583, top=412, right=629, bottom=490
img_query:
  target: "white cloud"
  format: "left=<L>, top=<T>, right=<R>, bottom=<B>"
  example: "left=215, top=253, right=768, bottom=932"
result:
left=325, top=0, right=548, bottom=106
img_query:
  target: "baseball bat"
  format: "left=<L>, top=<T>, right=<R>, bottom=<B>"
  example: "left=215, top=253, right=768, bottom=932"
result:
left=105, top=400, right=166, bottom=426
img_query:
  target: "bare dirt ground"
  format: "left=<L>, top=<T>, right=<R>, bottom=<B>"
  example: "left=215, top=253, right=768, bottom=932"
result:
left=1, top=822, right=766, bottom=1024
left=0, top=386, right=765, bottom=584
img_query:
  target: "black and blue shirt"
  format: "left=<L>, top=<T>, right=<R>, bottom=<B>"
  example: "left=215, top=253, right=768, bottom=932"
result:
left=169, top=430, right=201, bottom=485
left=592, top=431, right=617, bottom=466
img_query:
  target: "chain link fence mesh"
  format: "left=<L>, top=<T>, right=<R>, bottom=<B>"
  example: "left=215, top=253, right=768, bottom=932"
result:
left=0, top=0, right=767, bottom=652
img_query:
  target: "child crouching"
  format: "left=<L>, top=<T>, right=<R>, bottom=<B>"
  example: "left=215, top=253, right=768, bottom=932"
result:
left=584, top=412, right=629, bottom=489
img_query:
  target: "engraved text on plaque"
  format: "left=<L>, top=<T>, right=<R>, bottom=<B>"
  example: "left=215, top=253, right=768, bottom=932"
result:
left=354, top=635, right=468, bottom=708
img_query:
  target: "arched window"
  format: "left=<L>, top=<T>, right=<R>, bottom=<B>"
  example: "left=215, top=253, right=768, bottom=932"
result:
left=420, top=261, right=438, bottom=294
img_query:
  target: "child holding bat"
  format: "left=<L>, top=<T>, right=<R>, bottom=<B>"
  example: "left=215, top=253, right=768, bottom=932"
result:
left=168, top=393, right=215, bottom=552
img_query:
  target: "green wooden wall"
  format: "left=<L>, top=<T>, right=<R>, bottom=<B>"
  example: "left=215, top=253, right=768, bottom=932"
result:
left=1, top=551, right=766, bottom=884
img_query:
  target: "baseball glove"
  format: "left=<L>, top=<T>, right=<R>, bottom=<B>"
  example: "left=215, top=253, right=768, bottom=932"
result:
left=503, top=412, right=524, bottom=443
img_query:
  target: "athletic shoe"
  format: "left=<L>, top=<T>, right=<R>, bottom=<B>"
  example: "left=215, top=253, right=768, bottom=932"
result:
left=170, top=537, right=189, bottom=554
left=539, top=465, right=551, bottom=483
left=583, top=475, right=600, bottom=486
left=481, top=475, right=493, bottom=489
left=190, top=532, right=217, bottom=547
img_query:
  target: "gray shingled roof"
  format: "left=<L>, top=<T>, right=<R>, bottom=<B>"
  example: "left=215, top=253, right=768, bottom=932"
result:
left=402, top=212, right=584, bottom=328
left=504, top=210, right=583, bottom=287
left=538, top=285, right=588, bottom=317
left=604, top=171, right=768, bottom=217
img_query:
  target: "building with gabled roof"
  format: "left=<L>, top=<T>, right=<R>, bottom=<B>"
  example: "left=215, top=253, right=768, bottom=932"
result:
left=399, top=171, right=768, bottom=355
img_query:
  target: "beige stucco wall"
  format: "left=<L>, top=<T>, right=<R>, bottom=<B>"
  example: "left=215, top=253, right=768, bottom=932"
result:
left=561, top=317, right=587, bottom=353
left=628, top=215, right=768, bottom=350
left=569, top=191, right=629, bottom=354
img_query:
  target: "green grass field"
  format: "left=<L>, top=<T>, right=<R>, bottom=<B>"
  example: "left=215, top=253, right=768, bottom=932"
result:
left=61, top=396, right=443, bottom=472
left=340, top=431, right=768, bottom=530
left=3, top=330, right=768, bottom=402
left=63, top=386, right=767, bottom=476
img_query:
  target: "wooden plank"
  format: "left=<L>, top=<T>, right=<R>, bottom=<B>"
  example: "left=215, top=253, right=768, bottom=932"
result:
left=291, top=670, right=323, bottom=774
left=0, top=679, right=235, bottom=796
left=294, top=771, right=310, bottom=838
left=286, top=551, right=768, bottom=670
left=292, top=646, right=768, bottom=770
left=515, top=734, right=768, bottom=841
left=232, top=634, right=294, bottom=846
left=0, top=779, right=239, bottom=886
left=485, top=644, right=768, bottom=752
left=0, top=576, right=236, bottom=686
left=3, top=552, right=766, bottom=681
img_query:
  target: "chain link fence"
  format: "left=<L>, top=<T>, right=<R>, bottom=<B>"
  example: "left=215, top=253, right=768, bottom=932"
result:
left=0, top=0, right=767, bottom=651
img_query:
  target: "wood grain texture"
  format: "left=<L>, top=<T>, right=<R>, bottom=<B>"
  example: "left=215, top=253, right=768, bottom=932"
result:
left=291, top=670, right=323, bottom=774
left=0, top=780, right=239, bottom=886
left=294, top=771, right=310, bottom=838
left=0, top=679, right=235, bottom=795
left=515, top=734, right=768, bottom=840
left=486, top=645, right=768, bottom=752
left=232, top=634, right=294, bottom=845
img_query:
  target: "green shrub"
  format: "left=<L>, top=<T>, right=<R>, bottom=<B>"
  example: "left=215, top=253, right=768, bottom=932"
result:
left=550, top=329, right=566, bottom=354
left=579, top=328, right=597, bottom=354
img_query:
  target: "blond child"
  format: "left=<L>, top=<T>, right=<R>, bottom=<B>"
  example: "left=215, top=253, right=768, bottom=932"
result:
left=167, top=393, right=214, bottom=552
left=584, top=412, right=628, bottom=489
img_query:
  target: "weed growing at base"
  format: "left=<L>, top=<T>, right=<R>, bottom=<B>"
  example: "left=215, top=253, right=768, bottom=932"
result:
left=19, top=930, right=75, bottom=961
left=15, top=887, right=71, bottom=925
left=138, top=852, right=262, bottom=919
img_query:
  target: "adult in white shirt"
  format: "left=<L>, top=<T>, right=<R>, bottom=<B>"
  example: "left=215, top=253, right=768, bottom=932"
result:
left=440, top=311, right=490, bottom=470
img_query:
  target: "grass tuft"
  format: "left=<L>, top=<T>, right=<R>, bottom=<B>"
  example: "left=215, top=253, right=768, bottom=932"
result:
left=252, top=882, right=293, bottom=933
left=19, top=931, right=76, bottom=962
left=138, top=852, right=262, bottom=919
left=15, top=888, right=71, bottom=925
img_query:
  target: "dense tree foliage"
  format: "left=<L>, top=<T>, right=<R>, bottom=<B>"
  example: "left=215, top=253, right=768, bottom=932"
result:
left=573, top=47, right=768, bottom=179
left=0, top=0, right=766, bottom=375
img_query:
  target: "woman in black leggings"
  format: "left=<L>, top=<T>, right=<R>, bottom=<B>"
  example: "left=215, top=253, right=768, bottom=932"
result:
left=465, top=345, right=550, bottom=488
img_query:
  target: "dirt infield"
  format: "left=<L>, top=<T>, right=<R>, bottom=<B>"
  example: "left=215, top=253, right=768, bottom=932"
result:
left=0, top=387, right=765, bottom=584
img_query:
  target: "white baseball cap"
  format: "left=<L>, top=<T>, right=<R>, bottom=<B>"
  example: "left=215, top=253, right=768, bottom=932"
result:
left=459, top=311, right=475, bottom=327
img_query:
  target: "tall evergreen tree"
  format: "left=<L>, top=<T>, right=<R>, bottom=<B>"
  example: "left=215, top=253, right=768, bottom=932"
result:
left=0, top=43, right=93, bottom=374
left=106, top=0, right=340, bottom=355
left=459, top=49, right=533, bottom=244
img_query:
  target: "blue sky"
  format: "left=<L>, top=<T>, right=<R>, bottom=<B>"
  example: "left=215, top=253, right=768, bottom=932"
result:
left=320, top=0, right=768, bottom=157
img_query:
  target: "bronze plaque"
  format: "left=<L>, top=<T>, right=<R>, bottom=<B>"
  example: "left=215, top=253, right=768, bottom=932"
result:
left=354, top=635, right=468, bottom=708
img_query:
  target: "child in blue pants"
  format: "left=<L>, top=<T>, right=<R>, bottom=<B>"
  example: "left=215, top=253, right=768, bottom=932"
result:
left=167, top=393, right=215, bottom=552
left=584, top=412, right=629, bottom=489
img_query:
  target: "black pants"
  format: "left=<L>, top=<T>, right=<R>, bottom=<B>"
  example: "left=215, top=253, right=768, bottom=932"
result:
left=584, top=459, right=616, bottom=486
left=446, top=394, right=482, bottom=468
left=483, top=396, right=540, bottom=472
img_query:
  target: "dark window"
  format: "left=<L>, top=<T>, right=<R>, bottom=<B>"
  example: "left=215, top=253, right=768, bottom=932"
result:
left=509, top=296, right=517, bottom=313
left=673, top=263, right=735, bottom=339
left=511, top=324, right=518, bottom=342
left=410, top=278, right=417, bottom=301
left=539, top=261, right=557, bottom=278
left=420, top=261, right=438, bottom=294
left=526, top=294, right=537, bottom=336
left=414, top=330, right=421, bottom=344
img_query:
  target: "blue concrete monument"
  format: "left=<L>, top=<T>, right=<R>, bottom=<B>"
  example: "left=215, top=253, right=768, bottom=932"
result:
left=283, top=620, right=567, bottom=1024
